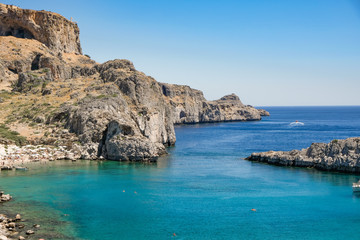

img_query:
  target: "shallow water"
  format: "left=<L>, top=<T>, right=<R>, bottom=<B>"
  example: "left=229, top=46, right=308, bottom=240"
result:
left=1, top=106, right=360, bottom=239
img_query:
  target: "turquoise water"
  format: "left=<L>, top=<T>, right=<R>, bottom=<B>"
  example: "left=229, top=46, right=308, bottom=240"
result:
left=1, top=106, right=360, bottom=239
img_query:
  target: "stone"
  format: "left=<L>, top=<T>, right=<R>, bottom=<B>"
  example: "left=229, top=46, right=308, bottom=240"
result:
left=17, top=224, right=25, bottom=229
left=15, top=214, right=21, bottom=221
left=33, top=224, right=40, bottom=228
left=18, top=236, right=25, bottom=240
left=25, top=230, right=34, bottom=235
left=7, top=222, right=15, bottom=228
left=246, top=137, right=360, bottom=173
left=0, top=193, right=12, bottom=202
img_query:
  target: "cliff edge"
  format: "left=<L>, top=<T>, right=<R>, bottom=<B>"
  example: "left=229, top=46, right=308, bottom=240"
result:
left=0, top=3, right=82, bottom=54
left=0, top=3, right=269, bottom=161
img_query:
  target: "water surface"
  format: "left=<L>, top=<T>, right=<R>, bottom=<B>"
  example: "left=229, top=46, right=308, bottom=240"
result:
left=1, top=106, right=360, bottom=239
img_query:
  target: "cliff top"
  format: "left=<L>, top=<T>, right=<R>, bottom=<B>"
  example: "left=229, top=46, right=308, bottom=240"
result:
left=0, top=3, right=82, bottom=54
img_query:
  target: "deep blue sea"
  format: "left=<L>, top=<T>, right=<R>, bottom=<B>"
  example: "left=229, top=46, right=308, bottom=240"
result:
left=1, top=106, right=360, bottom=240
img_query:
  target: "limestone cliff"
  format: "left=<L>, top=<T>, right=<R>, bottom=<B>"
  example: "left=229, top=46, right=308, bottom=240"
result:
left=246, top=138, right=360, bottom=173
left=0, top=3, right=269, bottom=161
left=160, top=83, right=268, bottom=124
left=0, top=3, right=81, bottom=54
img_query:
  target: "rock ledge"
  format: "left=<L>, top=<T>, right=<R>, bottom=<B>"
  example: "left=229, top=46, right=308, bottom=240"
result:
left=246, top=137, right=360, bottom=173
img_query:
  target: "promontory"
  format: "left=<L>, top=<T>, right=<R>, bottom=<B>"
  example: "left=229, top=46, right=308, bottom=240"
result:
left=246, top=137, right=360, bottom=173
left=0, top=3, right=269, bottom=162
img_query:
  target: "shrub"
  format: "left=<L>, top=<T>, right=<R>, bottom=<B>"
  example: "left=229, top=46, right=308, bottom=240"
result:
left=0, top=124, right=28, bottom=146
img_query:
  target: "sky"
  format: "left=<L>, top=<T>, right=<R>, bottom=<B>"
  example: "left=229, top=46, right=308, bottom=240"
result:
left=2, top=0, right=360, bottom=106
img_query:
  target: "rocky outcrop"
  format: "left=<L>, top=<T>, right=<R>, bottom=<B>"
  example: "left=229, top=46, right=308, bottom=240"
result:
left=160, top=83, right=269, bottom=124
left=0, top=4, right=269, bottom=162
left=246, top=138, right=360, bottom=173
left=57, top=59, right=176, bottom=160
left=0, top=3, right=82, bottom=54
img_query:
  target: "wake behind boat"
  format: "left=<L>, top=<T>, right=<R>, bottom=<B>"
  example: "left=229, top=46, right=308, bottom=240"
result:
left=290, top=120, right=304, bottom=126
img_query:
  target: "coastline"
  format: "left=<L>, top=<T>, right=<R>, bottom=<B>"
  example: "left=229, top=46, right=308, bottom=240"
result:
left=0, top=144, right=84, bottom=240
left=0, top=144, right=81, bottom=169
left=246, top=137, right=360, bottom=174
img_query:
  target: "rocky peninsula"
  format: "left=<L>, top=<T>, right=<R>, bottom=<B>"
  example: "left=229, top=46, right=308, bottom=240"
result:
left=246, top=137, right=360, bottom=173
left=0, top=3, right=269, bottom=163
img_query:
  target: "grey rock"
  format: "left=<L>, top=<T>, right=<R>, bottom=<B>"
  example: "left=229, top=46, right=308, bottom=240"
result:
left=159, top=83, right=269, bottom=124
left=246, top=137, right=360, bottom=173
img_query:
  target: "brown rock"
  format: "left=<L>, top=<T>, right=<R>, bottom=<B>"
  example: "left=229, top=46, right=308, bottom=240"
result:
left=26, top=230, right=34, bottom=235
left=0, top=3, right=82, bottom=54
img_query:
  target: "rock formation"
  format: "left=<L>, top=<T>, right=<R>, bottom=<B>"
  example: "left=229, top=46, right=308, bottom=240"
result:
left=0, top=3, right=82, bottom=54
left=0, top=3, right=269, bottom=161
left=246, top=137, right=360, bottom=173
left=160, top=84, right=268, bottom=124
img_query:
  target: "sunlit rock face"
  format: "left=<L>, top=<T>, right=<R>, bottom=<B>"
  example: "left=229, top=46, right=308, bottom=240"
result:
left=0, top=3, right=82, bottom=54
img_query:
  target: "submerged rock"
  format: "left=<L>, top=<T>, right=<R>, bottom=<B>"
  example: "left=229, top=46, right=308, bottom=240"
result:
left=246, top=137, right=360, bottom=173
left=25, top=230, right=34, bottom=235
left=0, top=192, right=12, bottom=202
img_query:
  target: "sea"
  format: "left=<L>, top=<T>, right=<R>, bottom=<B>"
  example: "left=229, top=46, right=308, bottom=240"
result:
left=1, top=106, right=360, bottom=240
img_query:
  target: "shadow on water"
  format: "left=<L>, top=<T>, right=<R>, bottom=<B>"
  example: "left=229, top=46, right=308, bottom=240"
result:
left=249, top=161, right=360, bottom=187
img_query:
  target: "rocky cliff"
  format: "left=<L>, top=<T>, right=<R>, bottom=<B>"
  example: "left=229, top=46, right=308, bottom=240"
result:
left=0, top=3, right=81, bottom=54
left=0, top=3, right=269, bottom=161
left=160, top=83, right=268, bottom=124
left=246, top=138, right=360, bottom=173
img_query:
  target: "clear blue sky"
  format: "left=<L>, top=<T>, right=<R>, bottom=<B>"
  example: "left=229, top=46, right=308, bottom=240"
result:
left=3, top=0, right=360, bottom=106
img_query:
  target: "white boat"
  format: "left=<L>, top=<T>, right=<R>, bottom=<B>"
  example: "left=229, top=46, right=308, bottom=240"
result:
left=290, top=120, right=304, bottom=126
left=352, top=180, right=360, bottom=192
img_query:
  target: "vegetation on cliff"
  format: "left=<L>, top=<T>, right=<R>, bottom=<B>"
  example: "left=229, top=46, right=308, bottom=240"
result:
left=0, top=3, right=269, bottom=161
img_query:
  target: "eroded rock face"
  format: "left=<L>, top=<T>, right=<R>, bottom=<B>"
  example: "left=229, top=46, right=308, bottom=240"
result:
left=246, top=138, right=360, bottom=173
left=0, top=3, right=82, bottom=54
left=55, top=63, right=176, bottom=160
left=0, top=4, right=270, bottom=162
left=159, top=83, right=268, bottom=124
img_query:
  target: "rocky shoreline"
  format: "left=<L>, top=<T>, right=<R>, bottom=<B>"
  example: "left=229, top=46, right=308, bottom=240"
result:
left=0, top=144, right=82, bottom=170
left=246, top=137, right=360, bottom=173
left=0, top=3, right=270, bottom=238
left=1, top=191, right=41, bottom=240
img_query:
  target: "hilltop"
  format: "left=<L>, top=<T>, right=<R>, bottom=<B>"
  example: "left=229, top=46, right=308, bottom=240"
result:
left=0, top=3, right=269, bottom=161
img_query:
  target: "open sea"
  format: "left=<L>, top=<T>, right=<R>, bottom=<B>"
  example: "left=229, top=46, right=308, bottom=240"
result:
left=1, top=106, right=360, bottom=240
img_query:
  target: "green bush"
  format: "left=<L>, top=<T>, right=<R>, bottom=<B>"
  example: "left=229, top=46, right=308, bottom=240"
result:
left=0, top=124, right=28, bottom=146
